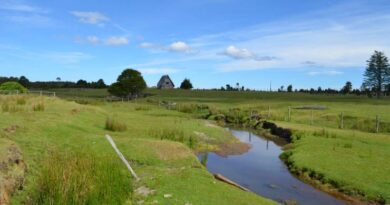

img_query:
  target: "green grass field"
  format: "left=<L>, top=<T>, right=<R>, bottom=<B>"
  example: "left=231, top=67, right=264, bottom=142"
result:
left=2, top=89, right=390, bottom=204
left=0, top=94, right=276, bottom=205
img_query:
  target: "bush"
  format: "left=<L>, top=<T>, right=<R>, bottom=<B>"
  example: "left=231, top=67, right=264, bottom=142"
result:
left=30, top=151, right=132, bottom=205
left=0, top=82, right=27, bottom=94
left=105, top=117, right=127, bottom=132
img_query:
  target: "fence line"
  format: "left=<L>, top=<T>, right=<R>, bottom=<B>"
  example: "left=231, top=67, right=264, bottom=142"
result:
left=261, top=106, right=385, bottom=134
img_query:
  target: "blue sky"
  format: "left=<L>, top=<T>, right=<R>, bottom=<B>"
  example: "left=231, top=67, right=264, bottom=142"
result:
left=0, top=0, right=389, bottom=90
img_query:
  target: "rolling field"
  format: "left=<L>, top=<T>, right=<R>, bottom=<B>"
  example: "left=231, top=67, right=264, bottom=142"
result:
left=2, top=89, right=390, bottom=204
left=0, top=94, right=276, bottom=205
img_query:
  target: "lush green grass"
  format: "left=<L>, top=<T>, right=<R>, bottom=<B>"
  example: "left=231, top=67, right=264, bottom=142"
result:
left=277, top=122, right=390, bottom=203
left=143, top=89, right=390, bottom=203
left=4, top=88, right=390, bottom=204
left=0, top=94, right=275, bottom=205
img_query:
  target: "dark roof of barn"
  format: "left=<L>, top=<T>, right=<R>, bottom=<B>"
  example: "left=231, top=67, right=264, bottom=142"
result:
left=157, top=75, right=175, bottom=87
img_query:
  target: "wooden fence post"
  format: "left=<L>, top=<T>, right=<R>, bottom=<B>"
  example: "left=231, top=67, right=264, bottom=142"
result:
left=376, top=115, right=380, bottom=133
left=288, top=106, right=291, bottom=121
left=105, top=135, right=139, bottom=181
left=268, top=106, right=271, bottom=118
left=340, top=112, right=344, bottom=129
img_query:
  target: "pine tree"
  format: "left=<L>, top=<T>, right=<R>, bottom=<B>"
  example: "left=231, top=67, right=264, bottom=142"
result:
left=364, top=51, right=390, bottom=98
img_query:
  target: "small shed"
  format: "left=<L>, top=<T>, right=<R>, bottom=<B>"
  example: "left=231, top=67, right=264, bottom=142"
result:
left=157, top=75, right=175, bottom=89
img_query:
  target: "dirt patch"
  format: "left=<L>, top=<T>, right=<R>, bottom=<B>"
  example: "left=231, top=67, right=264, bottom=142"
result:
left=135, top=186, right=156, bottom=197
left=0, top=141, right=27, bottom=204
left=3, top=125, right=19, bottom=134
left=204, top=121, right=219, bottom=128
left=215, top=140, right=251, bottom=157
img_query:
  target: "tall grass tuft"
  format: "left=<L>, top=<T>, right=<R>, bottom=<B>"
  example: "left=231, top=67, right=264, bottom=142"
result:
left=30, top=151, right=132, bottom=205
left=150, top=128, right=198, bottom=148
left=33, top=102, right=45, bottom=112
left=16, top=97, right=26, bottom=105
left=105, top=117, right=127, bottom=132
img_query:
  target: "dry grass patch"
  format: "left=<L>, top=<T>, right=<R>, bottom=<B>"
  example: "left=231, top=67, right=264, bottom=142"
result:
left=146, top=140, right=192, bottom=161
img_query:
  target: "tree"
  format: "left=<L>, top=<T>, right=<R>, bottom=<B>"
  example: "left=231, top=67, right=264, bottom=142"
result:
left=180, top=78, right=193, bottom=90
left=341, top=81, right=352, bottom=94
left=95, top=79, right=107, bottom=88
left=76, top=79, right=88, bottom=88
left=56, top=77, right=61, bottom=81
left=363, top=51, right=390, bottom=98
left=287, top=85, right=293, bottom=92
left=18, top=76, right=30, bottom=87
left=108, top=68, right=146, bottom=98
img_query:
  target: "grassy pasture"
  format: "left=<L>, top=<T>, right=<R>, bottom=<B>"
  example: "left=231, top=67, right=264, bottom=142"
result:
left=0, top=94, right=276, bottom=205
left=3, top=88, right=390, bottom=204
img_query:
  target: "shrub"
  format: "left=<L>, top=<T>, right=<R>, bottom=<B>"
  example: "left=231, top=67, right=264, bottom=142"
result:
left=0, top=82, right=27, bottom=94
left=105, top=117, right=127, bottom=132
left=29, top=151, right=132, bottom=205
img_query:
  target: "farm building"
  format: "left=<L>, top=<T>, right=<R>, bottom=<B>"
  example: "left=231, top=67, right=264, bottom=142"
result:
left=157, top=75, right=175, bottom=89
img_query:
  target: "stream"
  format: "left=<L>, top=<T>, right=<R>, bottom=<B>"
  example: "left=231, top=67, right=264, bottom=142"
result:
left=198, top=129, right=351, bottom=205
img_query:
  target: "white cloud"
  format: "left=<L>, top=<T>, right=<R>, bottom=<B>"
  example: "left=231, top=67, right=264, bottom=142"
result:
left=105, top=36, right=129, bottom=46
left=308, top=70, right=343, bottom=76
left=45, top=52, right=91, bottom=64
left=139, top=41, right=198, bottom=54
left=138, top=68, right=179, bottom=75
left=86, top=36, right=99, bottom=44
left=70, top=11, right=109, bottom=25
left=169, top=41, right=191, bottom=52
left=222, top=46, right=254, bottom=59
left=5, top=14, right=52, bottom=26
left=221, top=46, right=276, bottom=61
left=0, top=1, right=48, bottom=13
left=139, top=42, right=161, bottom=49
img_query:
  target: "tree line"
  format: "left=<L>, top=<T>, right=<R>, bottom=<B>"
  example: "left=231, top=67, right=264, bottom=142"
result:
left=0, top=76, right=107, bottom=89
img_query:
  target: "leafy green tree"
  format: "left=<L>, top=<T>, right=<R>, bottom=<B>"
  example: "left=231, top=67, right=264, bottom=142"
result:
left=364, top=51, right=390, bottom=98
left=180, top=78, right=193, bottom=90
left=0, top=81, right=27, bottom=93
left=96, top=79, right=106, bottom=88
left=108, top=69, right=146, bottom=98
left=341, top=81, right=352, bottom=94
left=76, top=79, right=88, bottom=88
left=287, top=85, right=293, bottom=92
left=18, top=76, right=30, bottom=87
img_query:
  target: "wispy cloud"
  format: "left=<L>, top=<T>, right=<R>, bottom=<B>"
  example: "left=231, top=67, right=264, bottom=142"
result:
left=70, top=11, right=109, bottom=26
left=45, top=52, right=92, bottom=64
left=137, top=1, right=390, bottom=73
left=139, top=41, right=198, bottom=54
left=138, top=68, right=180, bottom=75
left=307, top=70, right=343, bottom=76
left=0, top=0, right=52, bottom=26
left=0, top=1, right=48, bottom=13
left=220, top=45, right=276, bottom=61
left=74, top=36, right=100, bottom=45
left=105, top=36, right=129, bottom=46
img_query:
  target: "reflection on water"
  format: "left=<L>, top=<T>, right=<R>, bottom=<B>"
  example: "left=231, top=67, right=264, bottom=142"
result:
left=198, top=129, right=351, bottom=205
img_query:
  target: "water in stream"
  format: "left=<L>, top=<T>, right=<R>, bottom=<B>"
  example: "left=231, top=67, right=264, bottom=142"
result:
left=198, top=129, right=351, bottom=205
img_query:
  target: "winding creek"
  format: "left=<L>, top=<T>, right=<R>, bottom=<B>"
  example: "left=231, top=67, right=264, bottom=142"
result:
left=198, top=129, right=351, bottom=205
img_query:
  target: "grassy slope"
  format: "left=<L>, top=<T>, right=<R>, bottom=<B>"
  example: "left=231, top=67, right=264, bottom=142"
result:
left=143, top=89, right=390, bottom=202
left=0, top=95, right=275, bottom=205
left=27, top=88, right=390, bottom=202
left=277, top=122, right=390, bottom=202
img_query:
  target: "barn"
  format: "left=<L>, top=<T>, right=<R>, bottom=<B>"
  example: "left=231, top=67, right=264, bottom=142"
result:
left=157, top=75, right=175, bottom=89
